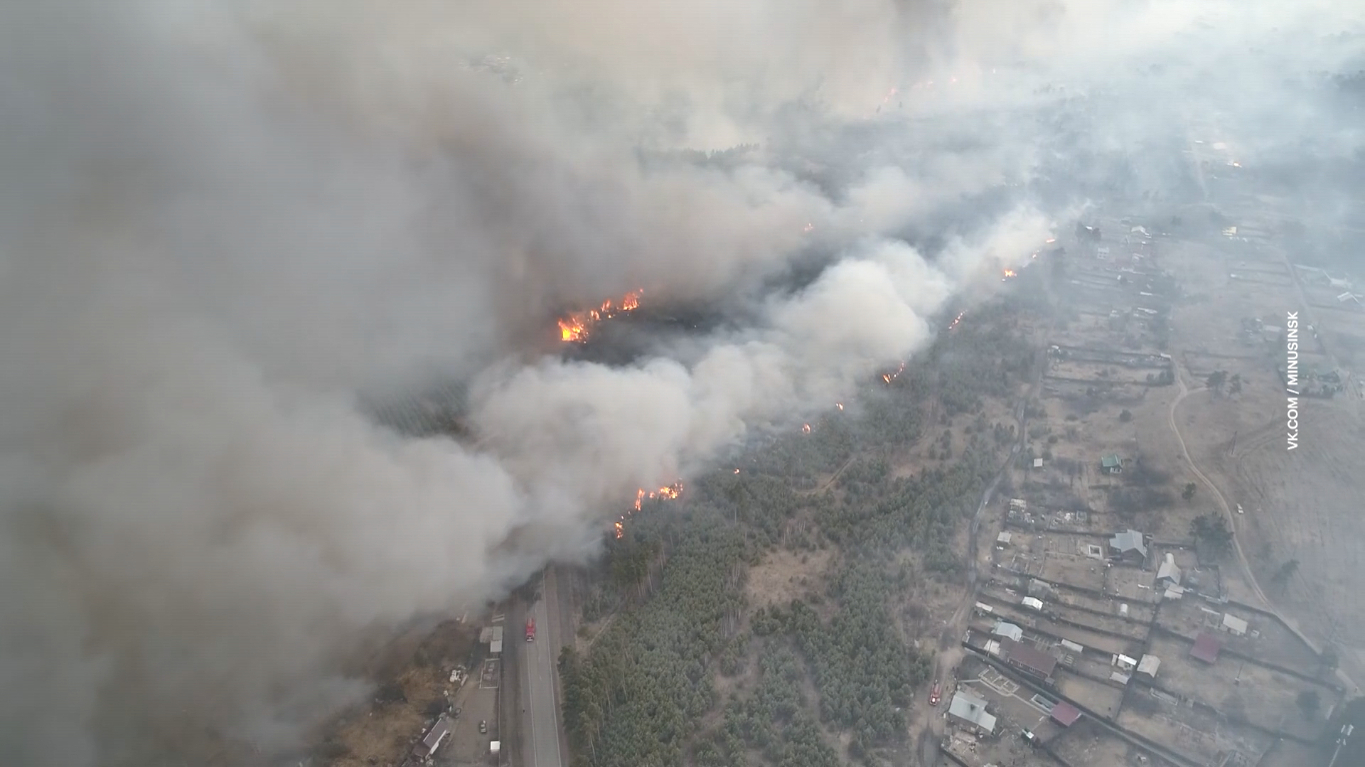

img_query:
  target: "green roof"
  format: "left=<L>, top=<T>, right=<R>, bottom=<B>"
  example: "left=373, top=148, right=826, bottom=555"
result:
left=1101, top=455, right=1122, bottom=468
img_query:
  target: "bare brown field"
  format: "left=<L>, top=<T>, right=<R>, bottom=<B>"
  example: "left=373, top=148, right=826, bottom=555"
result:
left=1054, top=673, right=1124, bottom=719
left=1146, top=634, right=1331, bottom=740
left=1049, top=717, right=1175, bottom=767
left=1257, top=738, right=1326, bottom=767
left=1197, top=393, right=1365, bottom=674
left=1155, top=596, right=1322, bottom=675
left=1117, top=691, right=1276, bottom=767
left=745, top=548, right=832, bottom=609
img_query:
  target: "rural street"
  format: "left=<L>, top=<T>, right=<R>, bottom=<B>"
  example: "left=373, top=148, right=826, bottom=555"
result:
left=921, top=361, right=1040, bottom=766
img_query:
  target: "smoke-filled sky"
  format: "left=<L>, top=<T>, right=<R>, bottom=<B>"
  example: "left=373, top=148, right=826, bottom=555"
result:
left=1, top=1, right=1362, bottom=764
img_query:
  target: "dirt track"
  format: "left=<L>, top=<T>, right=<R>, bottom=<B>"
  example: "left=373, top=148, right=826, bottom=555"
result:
left=1173, top=373, right=1365, bottom=692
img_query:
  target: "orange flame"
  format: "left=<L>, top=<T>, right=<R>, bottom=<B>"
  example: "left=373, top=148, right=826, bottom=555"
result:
left=556, top=289, right=644, bottom=343
left=619, top=481, right=683, bottom=538
left=1003, top=269, right=1017, bottom=279
left=803, top=222, right=815, bottom=234
left=881, top=360, right=907, bottom=384
left=836, top=403, right=844, bottom=411
left=1045, top=238, right=1056, bottom=244
left=802, top=423, right=811, bottom=434
left=948, top=311, right=966, bottom=331
left=559, top=317, right=588, bottom=342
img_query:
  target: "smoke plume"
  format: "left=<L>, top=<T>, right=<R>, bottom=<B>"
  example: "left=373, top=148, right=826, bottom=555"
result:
left=1, top=0, right=1361, bottom=764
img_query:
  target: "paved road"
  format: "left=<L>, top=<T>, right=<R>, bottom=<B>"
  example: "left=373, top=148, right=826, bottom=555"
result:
left=519, top=592, right=565, bottom=767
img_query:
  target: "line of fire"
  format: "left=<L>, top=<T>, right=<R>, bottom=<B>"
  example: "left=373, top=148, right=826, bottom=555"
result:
left=616, top=482, right=684, bottom=539
left=561, top=236, right=1048, bottom=539
left=557, top=289, right=644, bottom=343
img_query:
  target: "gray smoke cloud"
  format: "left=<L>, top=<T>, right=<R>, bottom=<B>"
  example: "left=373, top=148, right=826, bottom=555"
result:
left=1, top=0, right=1361, bottom=764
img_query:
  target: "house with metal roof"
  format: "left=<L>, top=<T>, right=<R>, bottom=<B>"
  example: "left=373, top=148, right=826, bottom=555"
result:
left=1156, top=552, right=1182, bottom=585
left=947, top=691, right=997, bottom=735
left=413, top=715, right=452, bottom=760
left=1100, top=454, right=1123, bottom=474
left=1108, top=529, right=1148, bottom=565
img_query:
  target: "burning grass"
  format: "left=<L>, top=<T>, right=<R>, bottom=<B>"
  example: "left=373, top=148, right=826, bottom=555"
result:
left=557, top=289, right=644, bottom=342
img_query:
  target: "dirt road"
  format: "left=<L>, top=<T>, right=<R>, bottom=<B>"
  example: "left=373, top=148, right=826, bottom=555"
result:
left=916, top=358, right=1040, bottom=765
left=1168, top=371, right=1357, bottom=692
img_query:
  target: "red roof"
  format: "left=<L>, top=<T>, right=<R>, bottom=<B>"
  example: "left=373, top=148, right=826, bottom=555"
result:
left=1190, top=632, right=1222, bottom=664
left=1050, top=700, right=1082, bottom=726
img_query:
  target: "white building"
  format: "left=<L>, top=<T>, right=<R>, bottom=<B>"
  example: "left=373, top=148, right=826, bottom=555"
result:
left=413, top=716, right=452, bottom=760
left=993, top=621, right=1024, bottom=642
left=1221, top=613, right=1249, bottom=637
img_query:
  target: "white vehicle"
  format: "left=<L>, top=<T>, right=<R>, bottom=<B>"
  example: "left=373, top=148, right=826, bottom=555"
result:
left=1236, top=504, right=1244, bottom=514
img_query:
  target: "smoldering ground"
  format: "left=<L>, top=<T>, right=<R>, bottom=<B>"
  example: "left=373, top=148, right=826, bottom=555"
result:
left=1, top=1, right=1362, bottom=765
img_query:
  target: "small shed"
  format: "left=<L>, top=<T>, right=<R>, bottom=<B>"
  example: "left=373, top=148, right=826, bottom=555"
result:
left=1050, top=700, right=1083, bottom=727
left=993, top=621, right=1024, bottom=642
left=1101, top=455, right=1123, bottom=474
left=1033, top=457, right=1044, bottom=468
left=1137, top=654, right=1161, bottom=678
left=997, top=531, right=1012, bottom=546
left=1190, top=632, right=1222, bottom=664
left=1022, top=597, right=1044, bottom=611
left=1221, top=613, right=1249, bottom=637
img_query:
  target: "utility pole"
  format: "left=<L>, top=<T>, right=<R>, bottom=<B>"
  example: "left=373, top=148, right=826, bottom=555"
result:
left=1328, top=723, right=1354, bottom=767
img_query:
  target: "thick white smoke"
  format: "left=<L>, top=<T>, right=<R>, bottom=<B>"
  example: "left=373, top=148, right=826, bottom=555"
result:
left=0, top=0, right=1359, bottom=764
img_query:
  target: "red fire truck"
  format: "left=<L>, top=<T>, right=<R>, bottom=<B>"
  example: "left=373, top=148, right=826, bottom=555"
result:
left=525, top=617, right=536, bottom=642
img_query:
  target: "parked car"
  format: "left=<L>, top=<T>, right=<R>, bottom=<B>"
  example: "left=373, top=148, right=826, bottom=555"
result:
left=479, top=720, right=488, bottom=735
